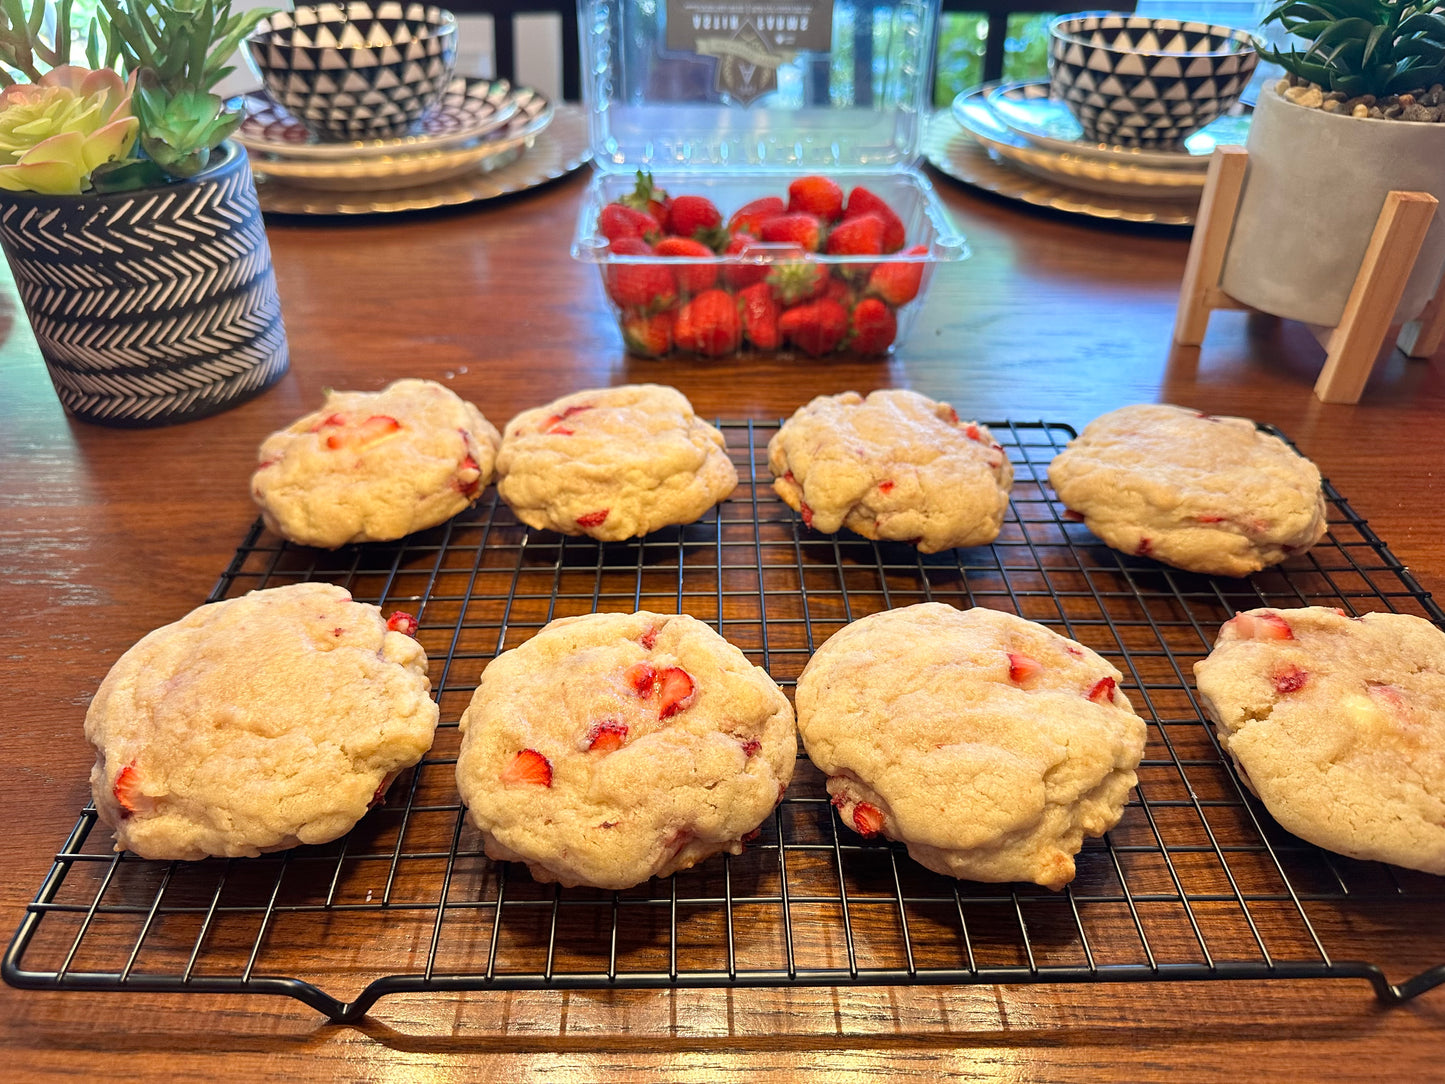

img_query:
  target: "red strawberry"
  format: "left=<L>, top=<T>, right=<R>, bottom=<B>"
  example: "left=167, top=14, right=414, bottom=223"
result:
left=844, top=186, right=906, bottom=252
left=766, top=256, right=828, bottom=305
left=848, top=297, right=896, bottom=355
left=543, top=403, right=593, bottom=435
left=665, top=193, right=723, bottom=242
left=619, top=168, right=670, bottom=224
left=456, top=452, right=482, bottom=497
left=605, top=236, right=677, bottom=312
left=310, top=411, right=347, bottom=432
left=728, top=195, right=785, bottom=235
left=760, top=211, right=824, bottom=252
left=112, top=762, right=148, bottom=816
left=1087, top=677, right=1118, bottom=705
left=1008, top=652, right=1042, bottom=684
left=722, top=233, right=770, bottom=289
left=657, top=666, right=696, bottom=718
left=626, top=662, right=657, bottom=696
left=1224, top=611, right=1294, bottom=641
left=878, top=479, right=895, bottom=493
left=640, top=625, right=659, bottom=650
left=738, top=281, right=781, bottom=351
left=740, top=738, right=762, bottom=757
left=1273, top=665, right=1308, bottom=694
left=800, top=501, right=815, bottom=529
left=653, top=236, right=719, bottom=295
left=673, top=288, right=741, bottom=356
left=586, top=720, right=629, bottom=752
left=779, top=297, right=849, bottom=356
left=622, top=310, right=674, bottom=357
left=386, top=611, right=419, bottom=636
left=788, top=175, right=844, bottom=222
left=852, top=801, right=884, bottom=837
left=326, top=414, right=402, bottom=451
left=576, top=509, right=609, bottom=529
left=825, top=211, right=885, bottom=257
left=598, top=201, right=660, bottom=244
left=501, top=749, right=552, bottom=786
left=866, top=244, right=928, bottom=306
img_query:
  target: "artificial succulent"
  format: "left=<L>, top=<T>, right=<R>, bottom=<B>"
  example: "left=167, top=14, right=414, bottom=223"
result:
left=1260, top=0, right=1445, bottom=98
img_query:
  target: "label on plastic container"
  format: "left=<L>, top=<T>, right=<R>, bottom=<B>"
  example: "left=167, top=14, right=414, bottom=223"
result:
left=665, top=0, right=834, bottom=104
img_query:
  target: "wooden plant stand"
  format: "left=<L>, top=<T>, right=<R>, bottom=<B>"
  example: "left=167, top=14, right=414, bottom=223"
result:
left=1173, top=146, right=1445, bottom=404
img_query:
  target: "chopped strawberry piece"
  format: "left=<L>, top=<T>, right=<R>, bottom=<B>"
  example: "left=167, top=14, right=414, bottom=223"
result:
left=830, top=790, right=847, bottom=809
left=324, top=413, right=402, bottom=451
left=310, top=411, right=347, bottom=431
left=1137, top=537, right=1154, bottom=557
left=741, top=826, right=763, bottom=843
left=576, top=509, right=610, bottom=529
left=1195, top=514, right=1228, bottom=524
left=544, top=404, right=593, bottom=435
left=640, top=626, right=659, bottom=650
left=878, top=479, right=895, bottom=494
left=740, top=738, right=762, bottom=757
left=1062, top=509, right=1085, bottom=522
left=852, top=802, right=884, bottom=837
left=1064, top=644, right=1084, bottom=658
left=501, top=749, right=552, bottom=787
left=586, top=720, right=629, bottom=753
left=1273, top=665, right=1308, bottom=694
left=657, top=667, right=695, bottom=719
left=369, top=771, right=399, bottom=808
left=1007, top=652, right=1043, bottom=684
left=964, top=422, right=983, bottom=442
left=626, top=662, right=658, bottom=696
left=1087, top=677, right=1117, bottom=705
left=112, top=762, right=146, bottom=816
left=1367, top=682, right=1405, bottom=709
left=800, top=501, right=814, bottom=529
left=386, top=611, right=419, bottom=637
left=1224, top=611, right=1295, bottom=641
left=333, top=627, right=344, bottom=636
left=783, top=470, right=796, bottom=484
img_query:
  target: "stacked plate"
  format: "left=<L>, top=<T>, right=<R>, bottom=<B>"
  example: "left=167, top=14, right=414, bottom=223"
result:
left=949, top=79, right=1251, bottom=201
left=233, top=77, right=555, bottom=192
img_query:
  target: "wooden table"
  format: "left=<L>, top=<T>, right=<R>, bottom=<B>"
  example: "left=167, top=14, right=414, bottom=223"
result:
left=4, top=159, right=1444, bottom=1080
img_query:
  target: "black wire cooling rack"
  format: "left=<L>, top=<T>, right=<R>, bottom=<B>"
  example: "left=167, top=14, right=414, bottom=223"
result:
left=7, top=420, right=1445, bottom=1024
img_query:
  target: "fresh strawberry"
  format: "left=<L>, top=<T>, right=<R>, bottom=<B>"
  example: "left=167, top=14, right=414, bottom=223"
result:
left=618, top=168, right=670, bottom=224
left=622, top=310, right=674, bottom=357
left=844, top=186, right=906, bottom=252
left=760, top=211, right=824, bottom=252
left=576, top=509, right=610, bottom=529
left=1273, top=665, right=1308, bottom=694
left=848, top=297, right=896, bottom=355
left=326, top=414, right=402, bottom=451
left=788, top=175, right=845, bottom=222
left=825, top=211, right=885, bottom=257
left=501, top=748, right=552, bottom=786
left=1008, top=652, right=1042, bottom=684
left=852, top=801, right=884, bottom=837
left=1086, top=677, right=1118, bottom=705
left=626, top=662, right=657, bottom=696
left=386, top=611, right=419, bottom=636
left=586, top=720, right=629, bottom=752
left=766, top=256, right=828, bottom=305
left=673, top=288, right=741, bottom=356
left=728, top=195, right=785, bottom=235
left=653, top=236, right=719, bottom=294
left=866, top=244, right=928, bottom=306
left=779, top=297, right=849, bottom=356
left=598, top=201, right=660, bottom=244
left=605, top=236, right=677, bottom=312
left=112, top=762, right=148, bottom=816
left=665, top=193, right=723, bottom=242
left=1224, top=611, right=1294, bottom=641
left=722, top=233, right=770, bottom=289
left=657, top=666, right=696, bottom=718
left=738, top=281, right=782, bottom=351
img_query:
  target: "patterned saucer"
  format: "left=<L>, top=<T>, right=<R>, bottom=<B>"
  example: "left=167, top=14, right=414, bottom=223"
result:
left=979, top=80, right=1251, bottom=170
left=234, top=76, right=518, bottom=161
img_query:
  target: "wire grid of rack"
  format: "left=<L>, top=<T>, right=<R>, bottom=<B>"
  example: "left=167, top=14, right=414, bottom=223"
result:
left=6, top=419, right=1445, bottom=1024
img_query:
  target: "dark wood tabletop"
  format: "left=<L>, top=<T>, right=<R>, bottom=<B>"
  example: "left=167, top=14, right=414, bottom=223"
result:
left=4, top=150, right=1444, bottom=1080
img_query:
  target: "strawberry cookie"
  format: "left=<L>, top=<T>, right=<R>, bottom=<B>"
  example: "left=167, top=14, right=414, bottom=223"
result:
left=1194, top=606, right=1445, bottom=875
left=795, top=603, right=1146, bottom=890
left=768, top=390, right=1013, bottom=552
left=251, top=378, right=501, bottom=549
left=454, top=611, right=795, bottom=889
left=85, top=583, right=438, bottom=860
left=1047, top=404, right=1327, bottom=577
left=495, top=384, right=737, bottom=541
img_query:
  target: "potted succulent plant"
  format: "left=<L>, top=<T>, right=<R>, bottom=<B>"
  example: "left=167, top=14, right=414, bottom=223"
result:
left=1219, top=0, right=1445, bottom=328
left=0, top=0, right=288, bottom=426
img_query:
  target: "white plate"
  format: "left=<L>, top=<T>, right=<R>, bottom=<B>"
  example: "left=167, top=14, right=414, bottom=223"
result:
left=950, top=84, right=1208, bottom=201
left=233, top=77, right=519, bottom=162
left=244, top=88, right=552, bottom=190
left=978, top=79, right=1251, bottom=171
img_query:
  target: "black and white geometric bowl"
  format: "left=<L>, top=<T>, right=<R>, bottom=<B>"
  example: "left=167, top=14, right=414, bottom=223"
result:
left=1048, top=13, right=1258, bottom=149
left=246, top=2, right=458, bottom=142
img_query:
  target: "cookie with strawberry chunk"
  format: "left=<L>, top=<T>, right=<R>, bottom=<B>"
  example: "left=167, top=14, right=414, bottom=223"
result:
left=768, top=389, right=1013, bottom=552
left=1048, top=403, right=1327, bottom=577
left=1194, top=606, right=1445, bottom=875
left=252, top=378, right=501, bottom=549
left=455, top=611, right=796, bottom=889
left=86, top=583, right=438, bottom=860
left=496, top=384, right=737, bottom=541
left=795, top=604, right=1145, bottom=891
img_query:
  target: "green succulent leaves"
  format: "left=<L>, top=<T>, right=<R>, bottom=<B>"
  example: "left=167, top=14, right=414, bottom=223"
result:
left=1262, top=0, right=1445, bottom=97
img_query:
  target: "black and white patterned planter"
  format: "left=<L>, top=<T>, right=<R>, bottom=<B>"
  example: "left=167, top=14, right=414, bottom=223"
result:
left=0, top=142, right=289, bottom=427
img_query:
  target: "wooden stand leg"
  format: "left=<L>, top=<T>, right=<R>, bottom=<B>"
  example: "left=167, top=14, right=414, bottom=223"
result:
left=1397, top=271, right=1445, bottom=358
left=1172, top=146, right=1250, bottom=347
left=1314, top=191, right=1438, bottom=403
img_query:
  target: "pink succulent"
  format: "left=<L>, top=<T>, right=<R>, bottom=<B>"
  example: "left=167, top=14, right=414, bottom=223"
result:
left=0, top=66, right=139, bottom=195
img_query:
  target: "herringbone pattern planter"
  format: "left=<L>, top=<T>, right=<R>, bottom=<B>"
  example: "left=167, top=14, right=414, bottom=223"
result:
left=0, top=143, right=288, bottom=427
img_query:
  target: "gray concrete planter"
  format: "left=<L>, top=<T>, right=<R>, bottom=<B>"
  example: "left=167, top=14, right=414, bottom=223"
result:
left=1220, top=83, right=1445, bottom=328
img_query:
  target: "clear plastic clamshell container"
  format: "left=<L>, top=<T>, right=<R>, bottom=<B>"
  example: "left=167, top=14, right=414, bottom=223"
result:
left=571, top=0, right=967, bottom=359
